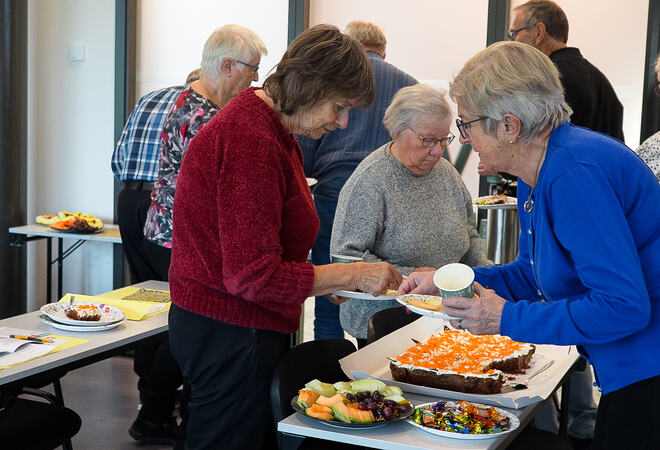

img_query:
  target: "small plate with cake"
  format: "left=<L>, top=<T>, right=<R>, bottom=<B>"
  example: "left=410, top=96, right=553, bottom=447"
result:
left=396, top=294, right=460, bottom=320
left=40, top=302, right=126, bottom=327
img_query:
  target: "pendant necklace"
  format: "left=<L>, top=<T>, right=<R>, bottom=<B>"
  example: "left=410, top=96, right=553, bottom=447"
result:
left=523, top=144, right=548, bottom=213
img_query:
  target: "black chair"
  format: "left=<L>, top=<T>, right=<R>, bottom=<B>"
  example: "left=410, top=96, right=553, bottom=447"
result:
left=270, top=338, right=365, bottom=450
left=367, top=306, right=421, bottom=345
left=0, top=387, right=81, bottom=449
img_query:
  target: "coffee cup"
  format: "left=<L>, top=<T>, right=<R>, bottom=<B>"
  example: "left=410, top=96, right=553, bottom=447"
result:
left=330, top=254, right=363, bottom=264
left=433, top=263, right=475, bottom=298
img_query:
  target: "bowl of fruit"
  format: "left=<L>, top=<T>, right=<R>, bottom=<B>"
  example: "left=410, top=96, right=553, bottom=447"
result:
left=292, top=378, right=414, bottom=428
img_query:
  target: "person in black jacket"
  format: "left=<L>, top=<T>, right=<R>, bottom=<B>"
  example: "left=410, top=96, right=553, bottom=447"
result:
left=508, top=0, right=624, bottom=141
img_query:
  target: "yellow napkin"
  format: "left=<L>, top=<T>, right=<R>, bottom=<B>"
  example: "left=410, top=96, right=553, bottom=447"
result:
left=45, top=335, right=90, bottom=353
left=59, top=292, right=170, bottom=321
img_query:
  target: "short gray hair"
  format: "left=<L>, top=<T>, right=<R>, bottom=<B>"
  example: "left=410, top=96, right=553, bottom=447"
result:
left=449, top=41, right=571, bottom=143
left=383, top=84, right=452, bottom=139
left=200, top=24, right=267, bottom=79
left=346, top=21, right=386, bottom=53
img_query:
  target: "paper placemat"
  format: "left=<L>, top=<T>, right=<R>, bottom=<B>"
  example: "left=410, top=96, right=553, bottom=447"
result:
left=0, top=327, right=90, bottom=369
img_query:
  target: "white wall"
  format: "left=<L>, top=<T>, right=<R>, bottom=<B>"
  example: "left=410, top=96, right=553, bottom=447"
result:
left=309, top=0, right=490, bottom=199
left=136, top=0, right=289, bottom=98
left=510, top=0, right=648, bottom=148
left=26, top=0, right=116, bottom=310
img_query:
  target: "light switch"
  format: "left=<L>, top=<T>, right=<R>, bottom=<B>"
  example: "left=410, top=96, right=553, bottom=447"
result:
left=69, top=43, right=86, bottom=61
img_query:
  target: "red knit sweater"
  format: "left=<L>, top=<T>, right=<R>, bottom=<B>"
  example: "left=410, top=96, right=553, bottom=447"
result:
left=169, top=88, right=319, bottom=333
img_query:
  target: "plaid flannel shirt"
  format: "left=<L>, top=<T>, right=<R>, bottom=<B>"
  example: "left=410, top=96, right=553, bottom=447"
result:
left=112, top=86, right=183, bottom=182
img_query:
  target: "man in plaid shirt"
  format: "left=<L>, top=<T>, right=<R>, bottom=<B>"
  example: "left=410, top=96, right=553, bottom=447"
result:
left=111, top=70, right=198, bottom=445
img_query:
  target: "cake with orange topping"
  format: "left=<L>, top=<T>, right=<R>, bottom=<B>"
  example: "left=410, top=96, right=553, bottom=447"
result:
left=65, top=304, right=102, bottom=321
left=389, top=329, right=535, bottom=394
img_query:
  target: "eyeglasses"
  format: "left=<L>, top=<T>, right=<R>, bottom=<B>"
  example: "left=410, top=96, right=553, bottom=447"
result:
left=506, top=26, right=528, bottom=41
left=456, top=117, right=488, bottom=139
left=408, top=127, right=455, bottom=148
left=235, top=60, right=259, bottom=74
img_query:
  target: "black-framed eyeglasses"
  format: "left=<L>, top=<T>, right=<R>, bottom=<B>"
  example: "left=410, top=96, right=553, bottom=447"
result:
left=456, top=117, right=488, bottom=139
left=235, top=60, right=259, bottom=74
left=408, top=127, right=455, bottom=149
left=506, top=26, right=528, bottom=41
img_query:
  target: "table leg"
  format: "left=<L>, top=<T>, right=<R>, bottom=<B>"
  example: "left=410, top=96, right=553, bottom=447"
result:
left=47, top=238, right=52, bottom=303
left=58, top=238, right=63, bottom=300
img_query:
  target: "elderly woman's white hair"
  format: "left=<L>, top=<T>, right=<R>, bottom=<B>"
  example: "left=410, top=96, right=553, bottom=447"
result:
left=383, top=84, right=452, bottom=139
left=200, top=24, right=267, bottom=79
left=449, top=41, right=572, bottom=143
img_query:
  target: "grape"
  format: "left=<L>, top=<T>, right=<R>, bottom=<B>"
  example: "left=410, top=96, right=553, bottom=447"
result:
left=382, top=407, right=394, bottom=420
left=358, top=402, right=368, bottom=411
left=355, top=392, right=364, bottom=401
left=372, top=390, right=380, bottom=398
left=364, top=397, right=373, bottom=404
left=345, top=393, right=355, bottom=402
left=367, top=402, right=379, bottom=411
left=384, top=400, right=396, bottom=408
left=397, top=403, right=412, bottom=413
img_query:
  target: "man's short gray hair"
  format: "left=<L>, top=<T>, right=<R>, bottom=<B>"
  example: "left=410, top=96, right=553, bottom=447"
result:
left=345, top=21, right=386, bottom=53
left=449, top=41, right=571, bottom=143
left=200, top=24, right=267, bottom=79
left=383, top=84, right=452, bottom=139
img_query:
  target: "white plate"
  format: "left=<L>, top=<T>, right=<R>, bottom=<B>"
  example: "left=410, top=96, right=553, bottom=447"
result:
left=407, top=401, right=519, bottom=440
left=333, top=289, right=398, bottom=301
left=41, top=315, right=124, bottom=332
left=306, top=177, right=318, bottom=187
left=396, top=294, right=460, bottom=320
left=40, top=302, right=126, bottom=326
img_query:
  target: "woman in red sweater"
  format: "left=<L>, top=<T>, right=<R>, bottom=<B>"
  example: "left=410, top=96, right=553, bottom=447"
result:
left=168, top=25, right=402, bottom=449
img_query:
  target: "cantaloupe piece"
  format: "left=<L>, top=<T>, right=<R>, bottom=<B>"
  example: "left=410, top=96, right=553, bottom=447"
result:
left=347, top=405, right=374, bottom=423
left=331, top=402, right=351, bottom=423
left=315, top=392, right=346, bottom=407
left=306, top=404, right=333, bottom=421
left=297, top=389, right=319, bottom=409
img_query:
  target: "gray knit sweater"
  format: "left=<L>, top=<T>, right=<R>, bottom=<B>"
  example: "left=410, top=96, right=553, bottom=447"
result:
left=330, top=142, right=491, bottom=338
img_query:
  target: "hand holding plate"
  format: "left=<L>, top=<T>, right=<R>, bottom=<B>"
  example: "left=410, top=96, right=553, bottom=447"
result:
left=352, top=262, right=402, bottom=297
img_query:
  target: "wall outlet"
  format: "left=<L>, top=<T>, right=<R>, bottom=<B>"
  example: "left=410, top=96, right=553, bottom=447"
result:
left=69, top=43, right=86, bottom=61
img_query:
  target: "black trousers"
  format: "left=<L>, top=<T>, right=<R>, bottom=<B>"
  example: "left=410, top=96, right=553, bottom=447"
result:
left=169, top=304, right=289, bottom=450
left=593, top=373, right=660, bottom=449
left=117, top=186, right=181, bottom=423
left=117, top=188, right=171, bottom=282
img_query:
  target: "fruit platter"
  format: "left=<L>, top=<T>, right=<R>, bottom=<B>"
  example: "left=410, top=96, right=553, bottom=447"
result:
left=36, top=211, right=104, bottom=233
left=292, top=378, right=414, bottom=428
left=408, top=400, right=519, bottom=440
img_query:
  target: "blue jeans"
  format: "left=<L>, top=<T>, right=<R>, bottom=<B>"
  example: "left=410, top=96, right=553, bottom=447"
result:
left=312, top=184, right=345, bottom=339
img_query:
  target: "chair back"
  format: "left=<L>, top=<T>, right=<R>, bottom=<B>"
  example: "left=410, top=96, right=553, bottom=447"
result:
left=270, top=338, right=356, bottom=426
left=367, top=306, right=420, bottom=344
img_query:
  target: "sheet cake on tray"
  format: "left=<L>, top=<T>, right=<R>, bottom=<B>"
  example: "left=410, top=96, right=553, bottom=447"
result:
left=339, top=316, right=579, bottom=409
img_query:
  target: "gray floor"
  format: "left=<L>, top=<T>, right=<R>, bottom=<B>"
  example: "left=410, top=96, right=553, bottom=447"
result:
left=40, top=297, right=356, bottom=449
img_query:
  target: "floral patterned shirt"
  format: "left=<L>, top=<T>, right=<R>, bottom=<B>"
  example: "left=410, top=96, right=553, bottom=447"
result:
left=144, top=88, right=220, bottom=247
left=635, top=131, right=660, bottom=183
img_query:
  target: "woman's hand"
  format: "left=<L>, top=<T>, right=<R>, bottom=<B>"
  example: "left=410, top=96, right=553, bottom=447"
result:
left=397, top=271, right=438, bottom=295
left=442, top=282, right=506, bottom=334
left=327, top=294, right=349, bottom=305
left=351, top=262, right=403, bottom=296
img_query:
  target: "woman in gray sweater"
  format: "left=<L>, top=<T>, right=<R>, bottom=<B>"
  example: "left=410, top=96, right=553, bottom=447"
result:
left=330, top=84, right=491, bottom=346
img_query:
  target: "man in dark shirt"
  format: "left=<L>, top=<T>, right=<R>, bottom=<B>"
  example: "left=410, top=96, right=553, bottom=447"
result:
left=509, top=0, right=624, bottom=141
left=296, top=21, right=417, bottom=339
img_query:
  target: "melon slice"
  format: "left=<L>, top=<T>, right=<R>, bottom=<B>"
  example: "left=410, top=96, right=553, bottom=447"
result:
left=315, top=392, right=346, bottom=407
left=305, top=379, right=336, bottom=397
left=306, top=404, right=333, bottom=421
left=347, top=405, right=375, bottom=424
left=331, top=402, right=351, bottom=423
left=297, top=389, right=319, bottom=409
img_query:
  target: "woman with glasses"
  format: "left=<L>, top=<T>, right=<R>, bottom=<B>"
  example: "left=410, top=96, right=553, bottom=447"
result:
left=400, top=42, right=660, bottom=450
left=167, top=25, right=402, bottom=449
left=330, top=84, right=491, bottom=347
left=634, top=54, right=660, bottom=182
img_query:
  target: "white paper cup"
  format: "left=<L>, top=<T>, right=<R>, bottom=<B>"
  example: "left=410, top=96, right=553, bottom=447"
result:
left=330, top=254, right=363, bottom=264
left=433, top=263, right=475, bottom=298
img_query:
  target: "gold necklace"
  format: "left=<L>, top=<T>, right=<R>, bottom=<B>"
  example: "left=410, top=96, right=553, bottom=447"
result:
left=523, top=145, right=547, bottom=213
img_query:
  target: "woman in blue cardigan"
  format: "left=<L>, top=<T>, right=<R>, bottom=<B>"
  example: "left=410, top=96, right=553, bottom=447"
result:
left=400, top=41, right=660, bottom=449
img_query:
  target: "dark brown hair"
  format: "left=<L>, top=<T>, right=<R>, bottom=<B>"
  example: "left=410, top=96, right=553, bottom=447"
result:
left=516, top=1, right=569, bottom=43
left=263, top=24, right=375, bottom=116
